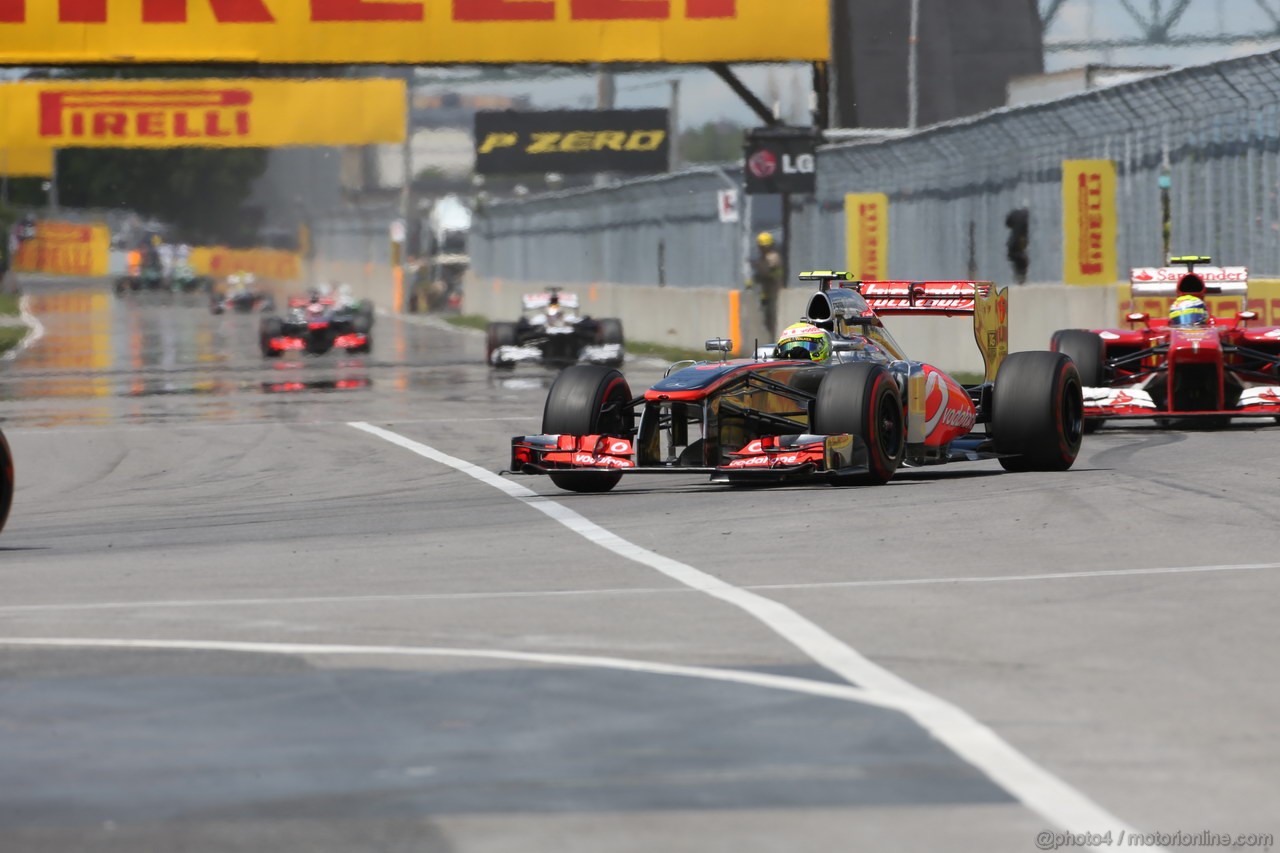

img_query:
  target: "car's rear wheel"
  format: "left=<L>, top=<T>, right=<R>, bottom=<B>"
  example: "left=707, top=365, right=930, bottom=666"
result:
left=259, top=317, right=283, bottom=358
left=0, top=428, right=12, bottom=534
left=542, top=364, right=633, bottom=493
left=1052, top=329, right=1105, bottom=433
left=993, top=351, right=1083, bottom=472
left=597, top=318, right=625, bottom=367
left=487, top=322, right=518, bottom=368
left=813, top=362, right=905, bottom=485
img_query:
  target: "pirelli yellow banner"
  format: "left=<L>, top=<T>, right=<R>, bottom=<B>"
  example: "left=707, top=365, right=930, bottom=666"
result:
left=14, top=220, right=111, bottom=277
left=1, top=79, right=406, bottom=149
left=0, top=0, right=827, bottom=64
left=1062, top=159, right=1118, bottom=285
left=0, top=146, right=54, bottom=177
left=845, top=193, right=889, bottom=281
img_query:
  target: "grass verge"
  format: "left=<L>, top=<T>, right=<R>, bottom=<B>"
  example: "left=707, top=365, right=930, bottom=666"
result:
left=0, top=293, right=19, bottom=318
left=445, top=314, right=489, bottom=332
left=0, top=325, right=28, bottom=356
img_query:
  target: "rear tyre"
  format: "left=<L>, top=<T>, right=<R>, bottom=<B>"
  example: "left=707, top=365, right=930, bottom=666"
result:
left=0, top=428, right=12, bottom=535
left=597, top=318, right=625, bottom=367
left=259, top=317, right=283, bottom=358
left=542, top=364, right=633, bottom=493
left=813, top=362, right=905, bottom=485
left=1052, top=329, right=1105, bottom=433
left=487, top=321, right=518, bottom=369
left=993, top=351, right=1083, bottom=472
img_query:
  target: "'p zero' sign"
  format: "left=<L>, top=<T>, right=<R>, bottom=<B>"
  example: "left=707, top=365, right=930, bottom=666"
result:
left=474, top=109, right=670, bottom=175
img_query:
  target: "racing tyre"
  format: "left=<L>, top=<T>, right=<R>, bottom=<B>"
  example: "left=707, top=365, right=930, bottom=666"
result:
left=542, top=364, right=633, bottom=493
left=813, top=362, right=905, bottom=485
left=1052, top=329, right=1105, bottom=434
left=487, top=322, right=518, bottom=369
left=0, top=428, right=12, bottom=535
left=597, top=318, right=625, bottom=367
left=347, top=335, right=372, bottom=356
left=259, top=317, right=283, bottom=358
left=993, top=351, right=1083, bottom=472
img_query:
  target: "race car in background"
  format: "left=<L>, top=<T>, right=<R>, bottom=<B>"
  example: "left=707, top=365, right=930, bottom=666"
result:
left=511, top=272, right=1083, bottom=493
left=211, top=274, right=275, bottom=315
left=486, top=288, right=624, bottom=369
left=1051, top=256, right=1280, bottom=429
left=0, top=427, right=12, bottom=535
left=259, top=290, right=372, bottom=357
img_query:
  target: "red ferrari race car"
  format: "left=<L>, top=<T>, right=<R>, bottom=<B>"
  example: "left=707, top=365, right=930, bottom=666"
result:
left=1050, top=256, right=1280, bottom=429
left=510, top=272, right=1083, bottom=492
left=1, top=427, right=12, bottom=534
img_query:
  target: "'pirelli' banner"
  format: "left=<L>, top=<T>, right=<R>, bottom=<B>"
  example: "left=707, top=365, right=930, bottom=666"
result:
left=14, top=220, right=111, bottom=277
left=0, top=146, right=54, bottom=177
left=845, top=193, right=889, bottom=281
left=0, top=79, right=405, bottom=149
left=475, top=109, right=669, bottom=175
left=1062, top=159, right=1118, bottom=285
left=0, top=1, right=829, bottom=65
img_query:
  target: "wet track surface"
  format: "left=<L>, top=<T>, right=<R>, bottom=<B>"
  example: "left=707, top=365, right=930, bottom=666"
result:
left=2, top=277, right=1279, bottom=852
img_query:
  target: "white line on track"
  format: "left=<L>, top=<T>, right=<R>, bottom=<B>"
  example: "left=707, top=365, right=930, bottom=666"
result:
left=0, top=637, right=895, bottom=709
left=346, top=421, right=1155, bottom=849
left=2, top=561, right=1275, bottom=615
left=1, top=294, right=46, bottom=362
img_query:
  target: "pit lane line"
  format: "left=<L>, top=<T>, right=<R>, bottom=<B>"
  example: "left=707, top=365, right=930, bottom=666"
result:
left=343, top=421, right=1156, bottom=850
left=1, top=561, right=1276, bottom=615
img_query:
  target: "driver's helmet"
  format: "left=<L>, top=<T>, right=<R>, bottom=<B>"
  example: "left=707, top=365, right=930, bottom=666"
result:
left=775, top=322, right=832, bottom=361
left=1169, top=295, right=1209, bottom=328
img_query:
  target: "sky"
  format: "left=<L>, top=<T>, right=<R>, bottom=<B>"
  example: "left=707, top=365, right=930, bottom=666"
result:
left=413, top=1, right=1280, bottom=131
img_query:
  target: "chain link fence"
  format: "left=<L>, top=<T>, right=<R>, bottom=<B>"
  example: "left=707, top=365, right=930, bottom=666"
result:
left=468, top=49, right=1280, bottom=291
left=471, top=167, right=750, bottom=289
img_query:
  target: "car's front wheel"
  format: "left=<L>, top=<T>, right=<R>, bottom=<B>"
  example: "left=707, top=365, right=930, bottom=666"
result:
left=993, top=351, right=1083, bottom=472
left=542, top=364, right=633, bottom=493
left=0, top=428, right=13, bottom=535
left=813, top=362, right=905, bottom=485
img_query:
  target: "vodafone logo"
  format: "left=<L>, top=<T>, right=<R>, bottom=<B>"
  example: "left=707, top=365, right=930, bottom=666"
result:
left=39, top=89, right=252, bottom=141
left=748, top=149, right=777, bottom=179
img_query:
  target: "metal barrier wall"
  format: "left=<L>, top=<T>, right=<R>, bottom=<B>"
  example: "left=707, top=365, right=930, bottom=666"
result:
left=471, top=167, right=749, bottom=289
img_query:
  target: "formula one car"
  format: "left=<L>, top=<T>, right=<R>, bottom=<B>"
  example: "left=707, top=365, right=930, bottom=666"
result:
left=0, top=427, right=11, bottom=534
left=487, top=288, right=623, bottom=368
left=170, top=261, right=214, bottom=295
left=113, top=264, right=165, bottom=296
left=1051, top=256, right=1280, bottom=429
left=211, top=274, right=275, bottom=315
left=259, top=291, right=372, bottom=357
left=511, top=272, right=1083, bottom=492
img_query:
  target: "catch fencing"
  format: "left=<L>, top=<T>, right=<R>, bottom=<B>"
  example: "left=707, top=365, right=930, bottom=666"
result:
left=470, top=167, right=750, bottom=289
left=471, top=48, right=1280, bottom=290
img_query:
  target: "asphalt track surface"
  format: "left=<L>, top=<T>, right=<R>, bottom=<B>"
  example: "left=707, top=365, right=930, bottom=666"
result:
left=1, top=277, right=1278, bottom=853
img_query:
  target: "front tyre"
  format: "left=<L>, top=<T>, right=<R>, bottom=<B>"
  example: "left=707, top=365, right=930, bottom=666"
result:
left=1052, top=329, right=1105, bottom=434
left=542, top=364, right=633, bottom=493
left=487, top=322, right=518, bottom=369
left=0, top=428, right=13, bottom=534
left=993, top=351, right=1083, bottom=472
left=597, top=318, right=625, bottom=367
left=813, top=362, right=905, bottom=485
left=259, top=317, right=283, bottom=358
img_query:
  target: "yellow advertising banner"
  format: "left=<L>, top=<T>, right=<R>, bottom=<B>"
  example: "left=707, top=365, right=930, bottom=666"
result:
left=0, top=146, right=54, bottom=177
left=845, top=193, right=889, bottom=280
left=191, top=246, right=301, bottom=281
left=0, top=0, right=828, bottom=65
left=14, top=220, right=111, bottom=277
left=1, top=79, right=405, bottom=149
left=1062, top=159, right=1118, bottom=285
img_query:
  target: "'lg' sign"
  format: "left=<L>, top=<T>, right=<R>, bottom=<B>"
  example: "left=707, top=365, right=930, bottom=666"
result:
left=782, top=153, right=816, bottom=175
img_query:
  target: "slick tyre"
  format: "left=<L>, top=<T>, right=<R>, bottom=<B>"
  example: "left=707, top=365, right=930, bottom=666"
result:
left=542, top=364, right=633, bottom=493
left=487, top=322, right=517, bottom=369
left=813, top=362, right=905, bottom=485
left=993, top=351, right=1083, bottom=472
left=1052, top=329, right=1105, bottom=434
left=0, top=428, right=12, bottom=535
left=259, top=317, right=284, bottom=358
left=597, top=318, right=625, bottom=367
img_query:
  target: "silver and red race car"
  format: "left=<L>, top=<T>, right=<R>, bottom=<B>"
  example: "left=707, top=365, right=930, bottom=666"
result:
left=1050, top=256, right=1280, bottom=429
left=259, top=292, right=372, bottom=357
left=510, top=272, right=1083, bottom=492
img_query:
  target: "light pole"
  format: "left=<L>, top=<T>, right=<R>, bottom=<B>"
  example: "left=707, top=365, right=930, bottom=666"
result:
left=907, top=0, right=921, bottom=130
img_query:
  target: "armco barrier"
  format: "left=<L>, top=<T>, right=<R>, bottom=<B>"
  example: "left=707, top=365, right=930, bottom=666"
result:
left=466, top=275, right=742, bottom=355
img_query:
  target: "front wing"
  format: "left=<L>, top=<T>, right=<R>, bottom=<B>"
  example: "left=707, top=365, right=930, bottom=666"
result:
left=510, top=433, right=869, bottom=482
left=1083, top=386, right=1280, bottom=419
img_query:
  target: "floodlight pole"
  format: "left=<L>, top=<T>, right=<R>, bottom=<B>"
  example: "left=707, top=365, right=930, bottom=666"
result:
left=907, top=0, right=921, bottom=130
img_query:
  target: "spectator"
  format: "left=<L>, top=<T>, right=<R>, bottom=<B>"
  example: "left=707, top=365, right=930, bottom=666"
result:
left=749, top=231, right=784, bottom=338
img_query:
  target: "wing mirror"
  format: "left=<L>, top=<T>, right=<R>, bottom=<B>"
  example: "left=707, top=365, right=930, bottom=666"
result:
left=1126, top=311, right=1150, bottom=328
left=705, top=338, right=733, bottom=362
left=830, top=339, right=865, bottom=353
left=1234, top=310, right=1258, bottom=329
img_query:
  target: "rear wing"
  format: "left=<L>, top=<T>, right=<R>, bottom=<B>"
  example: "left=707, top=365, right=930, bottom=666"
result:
left=798, top=272, right=1007, bottom=382
left=523, top=291, right=580, bottom=311
left=1129, top=266, right=1248, bottom=297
